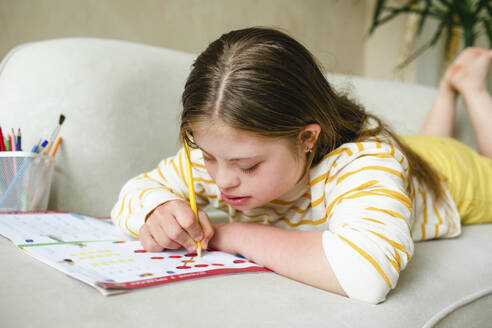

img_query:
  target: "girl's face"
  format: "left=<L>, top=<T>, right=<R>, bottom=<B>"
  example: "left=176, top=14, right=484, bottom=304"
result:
left=192, top=122, right=306, bottom=211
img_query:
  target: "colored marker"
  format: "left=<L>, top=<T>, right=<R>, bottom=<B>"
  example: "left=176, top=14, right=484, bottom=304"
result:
left=5, top=138, right=10, bottom=151
left=10, top=129, right=16, bottom=151
left=0, top=126, right=5, bottom=151
left=38, top=140, right=49, bottom=154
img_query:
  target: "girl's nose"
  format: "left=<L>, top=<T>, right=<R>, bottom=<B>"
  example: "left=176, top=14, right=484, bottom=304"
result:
left=215, top=168, right=240, bottom=190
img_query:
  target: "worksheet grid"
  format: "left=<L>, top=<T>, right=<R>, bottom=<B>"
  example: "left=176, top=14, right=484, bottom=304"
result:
left=40, top=241, right=257, bottom=283
left=1, top=213, right=130, bottom=242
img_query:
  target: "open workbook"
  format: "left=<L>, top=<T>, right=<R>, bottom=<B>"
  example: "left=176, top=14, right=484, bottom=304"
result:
left=0, top=212, right=269, bottom=295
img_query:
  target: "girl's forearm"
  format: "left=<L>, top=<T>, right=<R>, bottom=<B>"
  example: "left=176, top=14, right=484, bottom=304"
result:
left=209, top=222, right=347, bottom=297
left=419, top=82, right=457, bottom=137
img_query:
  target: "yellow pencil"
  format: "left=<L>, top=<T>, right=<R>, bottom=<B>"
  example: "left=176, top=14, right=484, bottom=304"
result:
left=183, top=141, right=202, bottom=257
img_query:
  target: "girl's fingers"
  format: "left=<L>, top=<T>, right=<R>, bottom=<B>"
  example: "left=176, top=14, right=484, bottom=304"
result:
left=139, top=224, right=164, bottom=252
left=146, top=219, right=182, bottom=250
left=197, top=209, right=215, bottom=250
left=173, top=203, right=205, bottom=244
left=160, top=211, right=197, bottom=251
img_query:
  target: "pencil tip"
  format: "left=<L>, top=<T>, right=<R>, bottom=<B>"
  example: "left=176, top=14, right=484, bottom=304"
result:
left=59, top=114, right=66, bottom=125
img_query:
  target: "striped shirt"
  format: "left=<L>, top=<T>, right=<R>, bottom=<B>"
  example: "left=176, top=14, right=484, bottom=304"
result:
left=111, top=133, right=461, bottom=304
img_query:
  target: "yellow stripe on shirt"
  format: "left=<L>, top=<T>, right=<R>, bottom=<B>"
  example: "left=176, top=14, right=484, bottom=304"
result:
left=114, top=194, right=127, bottom=222
left=277, top=180, right=382, bottom=228
left=194, top=177, right=215, bottom=184
left=138, top=186, right=184, bottom=207
left=170, top=158, right=187, bottom=186
left=157, top=167, right=168, bottom=182
left=336, top=166, right=404, bottom=185
left=178, top=150, right=188, bottom=185
left=433, top=204, right=443, bottom=238
left=371, top=188, right=412, bottom=211
left=362, top=217, right=385, bottom=224
left=418, top=188, right=427, bottom=240
left=365, top=206, right=406, bottom=221
left=270, top=199, right=297, bottom=206
left=337, top=233, right=392, bottom=288
left=386, top=255, right=400, bottom=273
left=342, top=189, right=412, bottom=212
left=368, top=230, right=411, bottom=260
left=323, top=146, right=354, bottom=160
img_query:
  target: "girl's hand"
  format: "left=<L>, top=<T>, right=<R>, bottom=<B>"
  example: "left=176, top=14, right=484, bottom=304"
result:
left=139, top=199, right=214, bottom=252
left=443, top=47, right=492, bottom=96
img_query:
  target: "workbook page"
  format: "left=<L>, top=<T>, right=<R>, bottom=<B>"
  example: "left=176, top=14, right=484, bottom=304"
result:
left=0, top=212, right=132, bottom=245
left=0, top=212, right=269, bottom=294
left=22, top=240, right=268, bottom=290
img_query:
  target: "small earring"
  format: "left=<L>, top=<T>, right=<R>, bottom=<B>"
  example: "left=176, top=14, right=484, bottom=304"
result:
left=305, top=146, right=312, bottom=153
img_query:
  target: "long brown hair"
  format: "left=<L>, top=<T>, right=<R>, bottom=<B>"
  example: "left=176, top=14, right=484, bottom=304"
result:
left=180, top=27, right=443, bottom=201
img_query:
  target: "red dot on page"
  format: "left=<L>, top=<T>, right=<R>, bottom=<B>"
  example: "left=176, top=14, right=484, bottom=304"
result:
left=233, top=260, right=246, bottom=264
left=134, top=250, right=147, bottom=253
left=169, top=255, right=182, bottom=258
left=212, top=263, right=224, bottom=266
left=194, top=264, right=208, bottom=268
left=151, top=257, right=164, bottom=260
left=185, top=252, right=197, bottom=257
left=176, top=265, right=191, bottom=269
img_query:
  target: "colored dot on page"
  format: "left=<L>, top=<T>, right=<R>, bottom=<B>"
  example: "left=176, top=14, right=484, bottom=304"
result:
left=151, top=256, right=165, bottom=260
left=176, top=265, right=192, bottom=269
left=134, top=250, right=147, bottom=253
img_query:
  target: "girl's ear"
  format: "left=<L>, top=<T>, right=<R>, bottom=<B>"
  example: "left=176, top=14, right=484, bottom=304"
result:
left=299, top=123, right=321, bottom=152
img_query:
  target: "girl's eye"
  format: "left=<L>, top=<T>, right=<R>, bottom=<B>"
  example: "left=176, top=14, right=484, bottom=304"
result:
left=241, top=163, right=260, bottom=174
left=203, top=156, right=215, bottom=163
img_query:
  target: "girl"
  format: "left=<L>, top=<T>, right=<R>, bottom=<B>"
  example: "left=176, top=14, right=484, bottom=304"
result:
left=111, top=28, right=492, bottom=304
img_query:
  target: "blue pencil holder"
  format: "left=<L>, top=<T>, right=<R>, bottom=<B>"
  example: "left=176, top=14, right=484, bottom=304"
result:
left=0, top=152, right=54, bottom=212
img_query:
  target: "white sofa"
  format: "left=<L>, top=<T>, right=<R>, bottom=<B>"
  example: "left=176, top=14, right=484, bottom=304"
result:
left=0, top=38, right=491, bottom=327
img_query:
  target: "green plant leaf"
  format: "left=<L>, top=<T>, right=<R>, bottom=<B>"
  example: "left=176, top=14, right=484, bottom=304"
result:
left=436, top=0, right=452, bottom=8
left=397, top=20, right=446, bottom=69
left=369, top=0, right=388, bottom=35
left=417, top=0, right=433, bottom=35
left=480, top=0, right=492, bottom=22
left=475, top=0, right=488, bottom=16
left=368, top=0, right=492, bottom=66
left=482, top=18, right=492, bottom=47
left=369, top=0, right=415, bottom=35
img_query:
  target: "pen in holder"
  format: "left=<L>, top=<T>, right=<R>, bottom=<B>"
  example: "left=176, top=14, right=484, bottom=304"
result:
left=0, top=152, right=55, bottom=211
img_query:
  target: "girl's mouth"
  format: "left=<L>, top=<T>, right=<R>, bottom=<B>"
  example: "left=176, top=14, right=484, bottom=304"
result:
left=221, top=192, right=251, bottom=206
